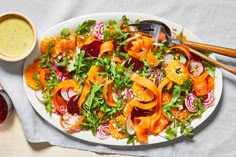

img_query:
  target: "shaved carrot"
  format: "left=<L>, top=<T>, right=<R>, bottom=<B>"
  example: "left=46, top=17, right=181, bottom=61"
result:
left=166, top=81, right=173, bottom=91
left=193, top=79, right=208, bottom=96
left=130, top=73, right=159, bottom=94
left=146, top=50, right=160, bottom=67
left=162, top=92, right=172, bottom=105
left=127, top=50, right=143, bottom=60
left=207, top=76, right=215, bottom=91
left=103, top=80, right=117, bottom=107
left=82, top=35, right=97, bottom=46
left=149, top=111, right=169, bottom=135
left=99, top=40, right=114, bottom=56
left=52, top=79, right=80, bottom=95
left=157, top=77, right=170, bottom=109
left=39, top=68, right=51, bottom=87
left=189, top=70, right=209, bottom=96
left=123, top=99, right=157, bottom=117
left=133, top=116, right=150, bottom=143
left=148, top=77, right=169, bottom=134
left=87, top=65, right=105, bottom=84
left=70, top=115, right=85, bottom=132
left=78, top=79, right=91, bottom=109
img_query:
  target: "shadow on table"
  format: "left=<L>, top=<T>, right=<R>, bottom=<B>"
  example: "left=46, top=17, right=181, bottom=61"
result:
left=29, top=142, right=52, bottom=151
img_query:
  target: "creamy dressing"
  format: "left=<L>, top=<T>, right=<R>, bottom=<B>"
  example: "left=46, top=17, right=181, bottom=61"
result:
left=0, top=17, right=34, bottom=57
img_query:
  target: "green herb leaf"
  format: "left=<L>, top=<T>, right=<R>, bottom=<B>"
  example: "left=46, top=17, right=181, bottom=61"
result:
left=76, top=20, right=96, bottom=36
left=60, top=28, right=70, bottom=38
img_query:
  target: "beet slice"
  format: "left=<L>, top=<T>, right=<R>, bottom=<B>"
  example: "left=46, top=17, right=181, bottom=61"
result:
left=125, top=58, right=144, bottom=71
left=81, top=41, right=103, bottom=57
left=67, top=95, right=80, bottom=114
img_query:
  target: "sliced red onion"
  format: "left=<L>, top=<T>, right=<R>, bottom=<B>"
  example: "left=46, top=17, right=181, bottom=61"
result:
left=202, top=90, right=215, bottom=108
left=57, top=54, right=63, bottom=61
left=35, top=90, right=45, bottom=102
left=155, top=68, right=162, bottom=84
left=96, top=123, right=110, bottom=139
left=189, top=60, right=204, bottom=76
left=126, top=116, right=135, bottom=135
left=185, top=93, right=198, bottom=112
left=51, top=59, right=60, bottom=74
left=61, top=88, right=70, bottom=101
left=112, top=90, right=120, bottom=103
left=58, top=76, right=68, bottom=81
left=67, top=88, right=78, bottom=99
left=125, top=88, right=132, bottom=102
left=61, top=120, right=71, bottom=131
left=94, top=22, right=104, bottom=40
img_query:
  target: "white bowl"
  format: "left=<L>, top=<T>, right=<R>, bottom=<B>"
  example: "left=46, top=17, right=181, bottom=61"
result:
left=0, top=12, right=37, bottom=62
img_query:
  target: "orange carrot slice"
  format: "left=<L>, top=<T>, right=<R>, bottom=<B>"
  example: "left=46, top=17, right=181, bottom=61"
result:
left=146, top=50, right=160, bottom=67
left=78, top=79, right=91, bottom=110
left=103, top=80, right=117, bottom=107
left=99, top=40, right=114, bottom=56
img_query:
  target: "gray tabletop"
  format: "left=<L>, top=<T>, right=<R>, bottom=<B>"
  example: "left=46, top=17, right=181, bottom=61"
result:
left=0, top=0, right=236, bottom=157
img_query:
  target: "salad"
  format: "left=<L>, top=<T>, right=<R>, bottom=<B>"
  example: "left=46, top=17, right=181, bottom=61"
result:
left=24, top=15, right=216, bottom=144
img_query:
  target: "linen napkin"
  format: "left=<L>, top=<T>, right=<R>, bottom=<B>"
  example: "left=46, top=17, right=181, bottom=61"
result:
left=1, top=0, right=236, bottom=156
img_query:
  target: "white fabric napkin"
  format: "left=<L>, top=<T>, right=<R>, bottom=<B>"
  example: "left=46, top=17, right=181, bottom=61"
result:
left=1, top=0, right=236, bottom=156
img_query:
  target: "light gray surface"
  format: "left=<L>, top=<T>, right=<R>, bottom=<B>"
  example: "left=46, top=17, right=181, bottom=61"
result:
left=0, top=0, right=236, bottom=156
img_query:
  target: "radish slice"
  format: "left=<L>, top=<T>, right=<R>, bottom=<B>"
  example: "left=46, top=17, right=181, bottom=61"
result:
left=185, top=93, right=198, bottom=112
left=35, top=90, right=44, bottom=102
left=164, top=53, right=174, bottom=61
left=60, top=114, right=81, bottom=131
left=126, top=116, right=135, bottom=135
left=96, top=123, right=110, bottom=139
left=94, top=22, right=104, bottom=40
left=189, top=60, right=204, bottom=76
left=61, top=88, right=70, bottom=101
left=67, top=88, right=78, bottom=99
left=202, top=91, right=215, bottom=108
left=112, top=90, right=120, bottom=103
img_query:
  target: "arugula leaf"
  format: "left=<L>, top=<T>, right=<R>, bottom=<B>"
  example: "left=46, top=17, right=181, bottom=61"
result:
left=60, top=28, right=70, bottom=38
left=163, top=85, right=181, bottom=110
left=32, top=72, right=42, bottom=89
left=182, top=78, right=192, bottom=95
left=127, top=136, right=137, bottom=145
left=103, top=20, right=129, bottom=41
left=76, top=20, right=96, bottom=36
left=43, top=71, right=59, bottom=114
left=57, top=51, right=68, bottom=67
left=203, top=60, right=216, bottom=77
left=40, top=41, right=54, bottom=69
left=70, top=50, right=93, bottom=81
left=165, top=126, right=177, bottom=140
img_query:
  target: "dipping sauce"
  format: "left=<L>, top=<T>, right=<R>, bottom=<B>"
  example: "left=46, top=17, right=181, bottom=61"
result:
left=0, top=16, right=34, bottom=57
